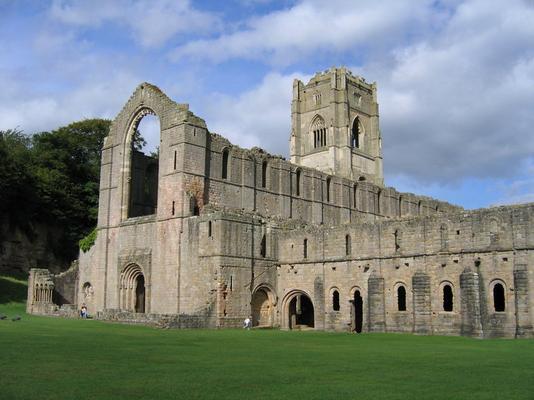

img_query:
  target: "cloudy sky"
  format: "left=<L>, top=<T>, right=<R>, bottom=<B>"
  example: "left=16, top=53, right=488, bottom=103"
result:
left=1, top=0, right=533, bottom=209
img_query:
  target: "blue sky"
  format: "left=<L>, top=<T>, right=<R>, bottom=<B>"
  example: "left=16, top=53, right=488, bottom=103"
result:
left=1, top=0, right=533, bottom=209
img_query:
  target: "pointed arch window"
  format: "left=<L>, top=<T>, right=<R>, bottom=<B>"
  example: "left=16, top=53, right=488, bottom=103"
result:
left=311, top=116, right=327, bottom=148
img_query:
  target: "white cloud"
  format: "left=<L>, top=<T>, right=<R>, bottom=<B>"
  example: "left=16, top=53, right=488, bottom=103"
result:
left=356, top=0, right=534, bottom=184
left=50, top=0, right=220, bottom=47
left=170, top=0, right=444, bottom=64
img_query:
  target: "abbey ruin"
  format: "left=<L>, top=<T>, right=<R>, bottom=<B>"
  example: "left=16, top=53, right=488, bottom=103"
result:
left=28, top=67, right=534, bottom=338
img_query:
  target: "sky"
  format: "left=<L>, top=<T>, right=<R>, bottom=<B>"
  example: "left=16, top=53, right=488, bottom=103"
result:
left=1, top=0, right=533, bottom=209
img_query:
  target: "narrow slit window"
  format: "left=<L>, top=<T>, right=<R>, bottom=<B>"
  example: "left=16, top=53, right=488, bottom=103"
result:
left=345, top=234, right=351, bottom=256
left=296, top=169, right=301, bottom=196
left=260, top=234, right=266, bottom=258
left=208, top=221, right=212, bottom=237
left=261, top=161, right=268, bottom=188
left=222, top=149, right=229, bottom=180
left=303, top=238, right=308, bottom=259
left=326, top=177, right=331, bottom=203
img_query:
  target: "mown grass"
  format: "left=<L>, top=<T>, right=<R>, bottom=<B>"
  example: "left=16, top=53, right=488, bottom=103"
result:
left=1, top=277, right=533, bottom=399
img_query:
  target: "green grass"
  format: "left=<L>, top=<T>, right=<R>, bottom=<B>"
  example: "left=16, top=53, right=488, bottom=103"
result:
left=1, top=280, right=533, bottom=399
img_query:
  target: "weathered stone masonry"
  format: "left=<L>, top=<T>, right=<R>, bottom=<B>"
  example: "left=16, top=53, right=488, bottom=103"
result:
left=28, top=67, right=534, bottom=338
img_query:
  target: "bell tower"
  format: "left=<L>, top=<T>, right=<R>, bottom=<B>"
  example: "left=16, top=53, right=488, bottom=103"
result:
left=290, top=67, right=383, bottom=186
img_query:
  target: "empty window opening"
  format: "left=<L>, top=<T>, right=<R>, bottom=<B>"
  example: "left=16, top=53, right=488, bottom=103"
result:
left=261, top=161, right=268, bottom=188
left=332, top=290, right=340, bottom=311
left=171, top=201, right=175, bottom=216
left=128, top=112, right=160, bottom=218
left=222, top=148, right=229, bottom=180
left=493, top=283, right=505, bottom=312
left=260, top=234, right=266, bottom=258
left=296, top=169, right=301, bottom=196
left=312, top=116, right=326, bottom=148
left=353, top=290, right=363, bottom=333
left=303, top=238, right=308, bottom=259
left=208, top=221, right=212, bottom=237
left=353, top=184, right=358, bottom=209
left=345, top=234, right=351, bottom=256
left=230, top=275, right=233, bottom=291
left=443, top=284, right=453, bottom=312
left=288, top=293, right=314, bottom=329
left=326, top=177, right=332, bottom=202
left=351, top=117, right=361, bottom=148
left=397, top=286, right=407, bottom=311
left=173, top=150, right=177, bottom=170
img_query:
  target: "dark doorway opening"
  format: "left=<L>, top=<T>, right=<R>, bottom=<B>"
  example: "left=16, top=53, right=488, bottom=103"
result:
left=288, top=294, right=314, bottom=329
left=353, top=290, right=363, bottom=333
left=135, top=275, right=145, bottom=313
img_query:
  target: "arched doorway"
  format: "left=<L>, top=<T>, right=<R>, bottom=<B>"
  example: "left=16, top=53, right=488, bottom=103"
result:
left=251, top=287, right=274, bottom=327
left=286, top=292, right=314, bottom=330
left=120, top=264, right=147, bottom=313
left=353, top=290, right=363, bottom=333
left=135, top=275, right=145, bottom=313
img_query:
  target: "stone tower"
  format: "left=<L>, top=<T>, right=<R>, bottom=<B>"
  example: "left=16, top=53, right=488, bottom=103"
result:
left=290, top=67, right=384, bottom=186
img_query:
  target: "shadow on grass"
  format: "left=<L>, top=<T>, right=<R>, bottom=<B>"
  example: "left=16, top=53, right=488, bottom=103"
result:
left=0, top=276, right=28, bottom=304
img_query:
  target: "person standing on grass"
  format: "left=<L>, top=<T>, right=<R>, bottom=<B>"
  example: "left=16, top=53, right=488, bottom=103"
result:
left=80, top=305, right=88, bottom=318
left=244, top=316, right=251, bottom=330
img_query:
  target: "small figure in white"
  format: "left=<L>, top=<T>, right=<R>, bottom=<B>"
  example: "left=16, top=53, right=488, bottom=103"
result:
left=243, top=316, right=252, bottom=330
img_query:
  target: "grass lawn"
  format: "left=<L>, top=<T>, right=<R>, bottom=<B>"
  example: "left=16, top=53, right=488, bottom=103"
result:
left=1, top=276, right=534, bottom=399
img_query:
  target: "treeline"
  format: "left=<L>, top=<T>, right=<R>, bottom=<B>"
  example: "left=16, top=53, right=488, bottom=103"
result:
left=0, top=119, right=111, bottom=264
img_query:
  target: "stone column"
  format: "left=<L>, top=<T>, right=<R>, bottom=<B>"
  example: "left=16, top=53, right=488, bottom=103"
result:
left=460, top=267, right=483, bottom=338
left=368, top=272, right=386, bottom=332
left=412, top=271, right=432, bottom=334
left=514, top=264, right=532, bottom=338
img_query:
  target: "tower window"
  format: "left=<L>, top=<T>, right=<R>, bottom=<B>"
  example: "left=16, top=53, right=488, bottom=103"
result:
left=303, top=238, right=308, bottom=259
left=353, top=184, right=358, bottom=209
left=296, top=169, right=301, bottom=196
left=351, top=117, right=361, bottom=148
left=222, top=148, right=229, bottom=180
left=311, top=116, right=326, bottom=148
left=345, top=234, right=351, bottom=256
